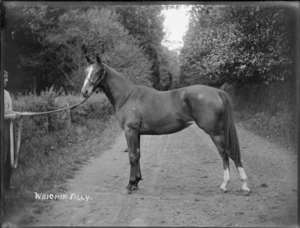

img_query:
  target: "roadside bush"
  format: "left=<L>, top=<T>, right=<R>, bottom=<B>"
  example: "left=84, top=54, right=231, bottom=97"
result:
left=13, top=89, right=57, bottom=139
left=180, top=5, right=296, bottom=86
left=43, top=7, right=153, bottom=92
left=65, top=93, right=114, bottom=124
left=227, top=81, right=296, bottom=149
left=13, top=91, right=114, bottom=142
left=48, top=97, right=71, bottom=132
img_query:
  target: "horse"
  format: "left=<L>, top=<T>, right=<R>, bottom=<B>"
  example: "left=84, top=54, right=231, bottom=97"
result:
left=81, top=55, right=251, bottom=195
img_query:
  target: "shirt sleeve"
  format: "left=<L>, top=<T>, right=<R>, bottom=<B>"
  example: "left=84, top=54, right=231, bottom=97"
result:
left=4, top=90, right=13, bottom=115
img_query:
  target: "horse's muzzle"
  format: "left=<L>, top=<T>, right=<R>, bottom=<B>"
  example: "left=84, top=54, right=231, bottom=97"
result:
left=82, top=89, right=91, bottom=98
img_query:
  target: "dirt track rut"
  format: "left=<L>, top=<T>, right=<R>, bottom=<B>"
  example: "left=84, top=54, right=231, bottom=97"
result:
left=28, top=123, right=297, bottom=227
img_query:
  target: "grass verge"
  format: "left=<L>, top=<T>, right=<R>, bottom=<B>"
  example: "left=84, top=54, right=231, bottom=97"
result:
left=4, top=116, right=121, bottom=225
left=235, top=110, right=296, bottom=152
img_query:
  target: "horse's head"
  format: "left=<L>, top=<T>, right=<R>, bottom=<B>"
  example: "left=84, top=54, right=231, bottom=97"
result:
left=81, top=54, right=106, bottom=98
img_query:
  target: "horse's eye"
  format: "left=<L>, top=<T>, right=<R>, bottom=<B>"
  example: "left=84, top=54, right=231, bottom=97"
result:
left=97, top=70, right=104, bottom=77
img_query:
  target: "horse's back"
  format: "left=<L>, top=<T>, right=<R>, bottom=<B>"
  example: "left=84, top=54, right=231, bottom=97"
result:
left=130, top=84, right=225, bottom=119
left=183, top=84, right=222, bottom=98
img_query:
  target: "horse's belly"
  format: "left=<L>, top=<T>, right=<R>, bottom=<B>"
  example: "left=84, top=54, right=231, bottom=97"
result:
left=140, top=120, right=193, bottom=135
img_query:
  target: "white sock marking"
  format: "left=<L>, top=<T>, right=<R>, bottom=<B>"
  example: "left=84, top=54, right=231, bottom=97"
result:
left=238, top=167, right=251, bottom=192
left=220, top=168, right=230, bottom=191
left=238, top=167, right=247, bottom=181
left=224, top=168, right=230, bottom=182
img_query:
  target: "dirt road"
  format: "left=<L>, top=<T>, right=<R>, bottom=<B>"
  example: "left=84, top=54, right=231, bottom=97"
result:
left=26, top=123, right=297, bottom=227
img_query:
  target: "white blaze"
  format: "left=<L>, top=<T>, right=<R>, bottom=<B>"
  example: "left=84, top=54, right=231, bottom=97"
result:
left=83, top=65, right=94, bottom=88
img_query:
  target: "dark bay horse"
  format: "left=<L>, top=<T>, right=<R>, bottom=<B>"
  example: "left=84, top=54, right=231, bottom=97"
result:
left=81, top=55, right=251, bottom=195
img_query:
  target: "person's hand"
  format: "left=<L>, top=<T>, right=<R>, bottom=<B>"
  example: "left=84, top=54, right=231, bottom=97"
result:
left=4, top=112, right=15, bottom=120
left=5, top=111, right=21, bottom=121
left=9, top=113, right=17, bottom=120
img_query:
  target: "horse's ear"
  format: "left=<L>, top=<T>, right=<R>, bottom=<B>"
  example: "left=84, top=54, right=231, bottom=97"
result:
left=86, top=55, right=92, bottom=64
left=96, top=54, right=102, bottom=65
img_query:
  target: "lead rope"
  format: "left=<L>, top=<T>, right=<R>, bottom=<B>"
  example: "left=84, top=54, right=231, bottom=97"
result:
left=10, top=117, right=24, bottom=168
left=9, top=97, right=88, bottom=168
left=9, top=97, right=88, bottom=117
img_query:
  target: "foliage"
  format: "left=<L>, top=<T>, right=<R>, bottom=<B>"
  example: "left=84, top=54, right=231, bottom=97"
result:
left=228, top=81, right=296, bottom=149
left=114, top=5, right=165, bottom=47
left=181, top=6, right=239, bottom=86
left=180, top=4, right=296, bottom=86
left=4, top=4, right=154, bottom=94
left=13, top=91, right=113, bottom=140
left=114, top=5, right=175, bottom=90
left=6, top=102, right=120, bottom=224
left=65, top=93, right=114, bottom=124
left=44, top=7, right=153, bottom=88
left=224, top=5, right=295, bottom=84
left=13, top=88, right=58, bottom=138
left=158, top=46, right=181, bottom=89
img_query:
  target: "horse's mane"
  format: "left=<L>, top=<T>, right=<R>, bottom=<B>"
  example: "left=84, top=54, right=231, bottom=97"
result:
left=102, top=62, right=131, bottom=82
left=102, top=62, right=117, bottom=75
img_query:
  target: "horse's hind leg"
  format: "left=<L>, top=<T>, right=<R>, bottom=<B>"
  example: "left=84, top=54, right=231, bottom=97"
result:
left=232, top=155, right=251, bottom=195
left=211, top=133, right=251, bottom=195
left=210, top=134, right=230, bottom=192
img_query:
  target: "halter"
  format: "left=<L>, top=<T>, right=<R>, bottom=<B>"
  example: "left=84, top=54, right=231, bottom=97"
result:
left=86, top=67, right=107, bottom=89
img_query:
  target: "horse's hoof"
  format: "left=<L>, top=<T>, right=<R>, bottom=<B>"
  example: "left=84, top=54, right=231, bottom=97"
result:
left=126, top=183, right=134, bottom=194
left=126, top=185, right=132, bottom=194
left=132, top=185, right=139, bottom=191
left=220, top=186, right=228, bottom=193
left=242, top=189, right=251, bottom=196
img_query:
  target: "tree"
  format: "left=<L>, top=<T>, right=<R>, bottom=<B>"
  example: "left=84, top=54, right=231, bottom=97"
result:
left=158, top=46, right=181, bottom=89
left=114, top=5, right=169, bottom=90
left=4, top=4, right=58, bottom=93
left=44, top=7, right=153, bottom=89
left=181, top=5, right=239, bottom=86
left=180, top=4, right=296, bottom=86
left=224, top=5, right=296, bottom=84
left=4, top=4, right=153, bottom=94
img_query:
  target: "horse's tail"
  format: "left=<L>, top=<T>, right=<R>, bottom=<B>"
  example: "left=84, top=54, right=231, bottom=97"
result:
left=218, top=91, right=242, bottom=167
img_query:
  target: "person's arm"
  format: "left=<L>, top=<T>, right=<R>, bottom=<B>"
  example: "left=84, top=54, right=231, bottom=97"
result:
left=4, top=111, right=19, bottom=120
left=4, top=90, right=19, bottom=120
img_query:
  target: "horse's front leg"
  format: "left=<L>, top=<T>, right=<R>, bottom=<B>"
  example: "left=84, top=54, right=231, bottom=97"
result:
left=132, top=134, right=142, bottom=191
left=124, top=128, right=140, bottom=194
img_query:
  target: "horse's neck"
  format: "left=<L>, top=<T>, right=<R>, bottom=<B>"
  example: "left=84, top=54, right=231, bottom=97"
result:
left=102, top=67, right=135, bottom=110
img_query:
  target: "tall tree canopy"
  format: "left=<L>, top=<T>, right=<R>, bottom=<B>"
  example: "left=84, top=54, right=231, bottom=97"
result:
left=180, top=4, right=297, bottom=87
left=114, top=5, right=175, bottom=90
left=4, top=3, right=175, bottom=94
